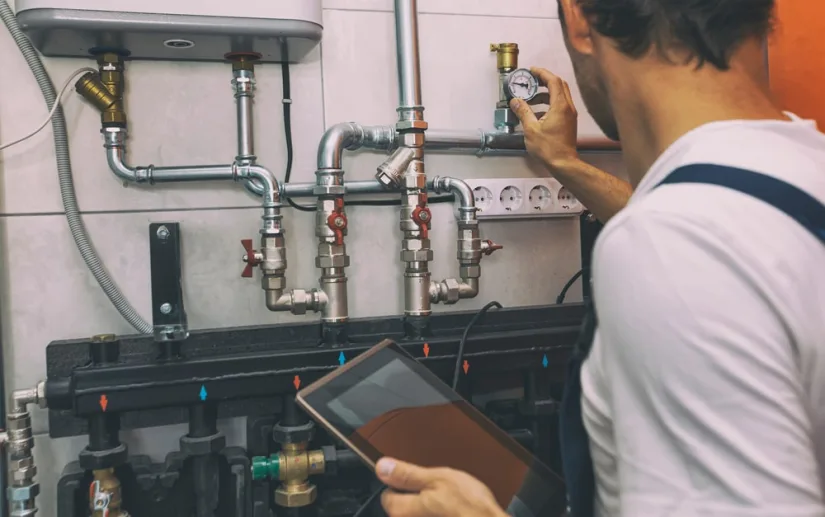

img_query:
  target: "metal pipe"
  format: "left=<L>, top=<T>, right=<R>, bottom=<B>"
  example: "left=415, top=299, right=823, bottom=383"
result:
left=6, top=383, right=44, bottom=517
left=395, top=0, right=423, bottom=112
left=428, top=177, right=502, bottom=305
left=317, top=123, right=395, bottom=170
left=282, top=180, right=390, bottom=198
left=234, top=69, right=256, bottom=164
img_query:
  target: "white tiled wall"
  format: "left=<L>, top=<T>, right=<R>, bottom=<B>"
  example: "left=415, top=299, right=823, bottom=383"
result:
left=0, top=0, right=623, bottom=514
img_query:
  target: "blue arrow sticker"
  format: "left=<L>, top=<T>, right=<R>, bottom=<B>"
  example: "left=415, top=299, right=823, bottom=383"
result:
left=338, top=352, right=346, bottom=366
left=542, top=355, right=549, bottom=368
left=199, top=385, right=208, bottom=401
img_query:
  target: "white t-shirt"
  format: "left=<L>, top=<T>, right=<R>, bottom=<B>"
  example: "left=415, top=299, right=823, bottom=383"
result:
left=581, top=117, right=825, bottom=517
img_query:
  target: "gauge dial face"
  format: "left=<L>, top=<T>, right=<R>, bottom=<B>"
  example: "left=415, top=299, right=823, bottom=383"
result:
left=506, top=69, right=539, bottom=101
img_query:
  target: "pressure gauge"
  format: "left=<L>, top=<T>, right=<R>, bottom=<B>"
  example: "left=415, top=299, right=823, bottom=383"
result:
left=505, top=69, right=539, bottom=102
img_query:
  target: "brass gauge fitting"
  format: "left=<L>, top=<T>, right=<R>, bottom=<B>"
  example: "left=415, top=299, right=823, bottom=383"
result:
left=490, top=43, right=520, bottom=72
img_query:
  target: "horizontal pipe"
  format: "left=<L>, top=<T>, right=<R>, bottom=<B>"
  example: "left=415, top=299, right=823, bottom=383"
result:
left=151, top=165, right=235, bottom=183
left=282, top=180, right=391, bottom=198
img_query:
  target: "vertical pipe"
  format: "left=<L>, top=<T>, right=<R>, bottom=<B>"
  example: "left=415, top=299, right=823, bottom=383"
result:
left=395, top=0, right=423, bottom=113
left=236, top=94, right=254, bottom=163
left=188, top=403, right=220, bottom=517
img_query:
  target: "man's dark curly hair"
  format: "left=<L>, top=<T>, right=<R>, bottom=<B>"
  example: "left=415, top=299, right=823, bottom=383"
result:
left=561, top=0, right=775, bottom=69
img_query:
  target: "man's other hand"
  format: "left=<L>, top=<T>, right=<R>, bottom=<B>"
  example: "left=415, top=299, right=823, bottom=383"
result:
left=376, top=458, right=507, bottom=517
left=510, top=67, right=580, bottom=172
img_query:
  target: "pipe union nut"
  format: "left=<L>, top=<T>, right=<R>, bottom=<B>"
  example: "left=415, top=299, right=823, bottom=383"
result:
left=262, top=275, right=287, bottom=291
left=291, top=289, right=310, bottom=315
left=442, top=279, right=461, bottom=304
left=402, top=239, right=431, bottom=251
left=401, top=249, right=434, bottom=262
left=461, top=265, right=482, bottom=279
left=8, top=457, right=33, bottom=471
left=316, top=255, right=350, bottom=268
left=8, top=483, right=39, bottom=501
left=7, top=415, right=31, bottom=431
left=11, top=466, right=37, bottom=484
left=494, top=108, right=518, bottom=129
left=275, top=484, right=317, bottom=508
left=396, top=120, right=429, bottom=131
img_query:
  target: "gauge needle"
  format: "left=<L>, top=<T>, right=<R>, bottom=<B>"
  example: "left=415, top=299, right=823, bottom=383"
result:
left=515, top=82, right=529, bottom=88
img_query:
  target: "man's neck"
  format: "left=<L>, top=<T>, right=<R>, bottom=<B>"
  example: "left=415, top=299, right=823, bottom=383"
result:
left=610, top=42, right=786, bottom=187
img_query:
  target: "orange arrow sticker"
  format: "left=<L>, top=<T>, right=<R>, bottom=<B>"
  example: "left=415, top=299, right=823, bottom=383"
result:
left=463, top=360, right=470, bottom=375
left=423, top=343, right=430, bottom=357
left=99, top=394, right=109, bottom=412
left=293, top=376, right=301, bottom=391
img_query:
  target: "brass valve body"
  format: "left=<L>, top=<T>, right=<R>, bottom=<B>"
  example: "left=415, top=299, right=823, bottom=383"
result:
left=90, top=468, right=128, bottom=517
left=274, top=443, right=325, bottom=508
left=490, top=43, right=519, bottom=72
left=96, top=53, right=127, bottom=126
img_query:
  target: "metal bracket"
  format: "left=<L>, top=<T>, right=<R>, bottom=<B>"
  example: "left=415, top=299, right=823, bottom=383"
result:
left=149, top=223, right=188, bottom=342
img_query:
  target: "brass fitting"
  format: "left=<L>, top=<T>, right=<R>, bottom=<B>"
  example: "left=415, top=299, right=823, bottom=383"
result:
left=76, top=73, right=119, bottom=113
left=225, top=51, right=262, bottom=72
left=252, top=443, right=325, bottom=508
left=90, top=468, right=129, bottom=517
left=275, top=442, right=325, bottom=508
left=490, top=43, right=519, bottom=72
left=95, top=53, right=127, bottom=126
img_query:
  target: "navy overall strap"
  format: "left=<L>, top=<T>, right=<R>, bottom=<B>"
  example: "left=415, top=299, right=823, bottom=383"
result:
left=658, top=164, right=825, bottom=244
left=558, top=163, right=825, bottom=517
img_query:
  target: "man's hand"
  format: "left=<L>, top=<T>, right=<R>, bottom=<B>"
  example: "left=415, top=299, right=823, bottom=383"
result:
left=510, top=67, right=580, bottom=172
left=376, top=458, right=508, bottom=517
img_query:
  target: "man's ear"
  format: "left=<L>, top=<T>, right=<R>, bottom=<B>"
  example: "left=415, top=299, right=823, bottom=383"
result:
left=559, top=0, right=595, bottom=56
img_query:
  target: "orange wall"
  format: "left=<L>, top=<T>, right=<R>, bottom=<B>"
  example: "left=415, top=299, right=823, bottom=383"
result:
left=769, top=0, right=825, bottom=127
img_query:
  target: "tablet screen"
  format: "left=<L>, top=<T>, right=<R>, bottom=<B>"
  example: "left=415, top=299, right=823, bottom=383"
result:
left=299, top=340, right=567, bottom=517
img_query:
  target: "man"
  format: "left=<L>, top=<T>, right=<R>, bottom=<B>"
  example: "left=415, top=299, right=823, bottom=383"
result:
left=374, top=0, right=825, bottom=516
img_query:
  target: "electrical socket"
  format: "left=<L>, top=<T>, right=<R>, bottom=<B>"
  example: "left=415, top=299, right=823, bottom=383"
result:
left=465, top=178, right=583, bottom=220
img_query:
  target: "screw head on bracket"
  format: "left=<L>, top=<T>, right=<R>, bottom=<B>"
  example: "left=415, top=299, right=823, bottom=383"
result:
left=159, top=303, right=172, bottom=315
left=156, top=226, right=170, bottom=240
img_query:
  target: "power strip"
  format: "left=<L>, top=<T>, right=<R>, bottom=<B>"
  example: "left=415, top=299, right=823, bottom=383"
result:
left=463, top=178, right=584, bottom=220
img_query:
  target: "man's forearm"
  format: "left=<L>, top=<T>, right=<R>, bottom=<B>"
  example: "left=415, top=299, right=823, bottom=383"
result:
left=549, top=159, right=633, bottom=222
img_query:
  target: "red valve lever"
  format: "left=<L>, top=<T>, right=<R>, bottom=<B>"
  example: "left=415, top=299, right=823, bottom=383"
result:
left=326, top=212, right=348, bottom=246
left=241, top=239, right=262, bottom=278
left=482, top=240, right=504, bottom=256
left=411, top=206, right=431, bottom=239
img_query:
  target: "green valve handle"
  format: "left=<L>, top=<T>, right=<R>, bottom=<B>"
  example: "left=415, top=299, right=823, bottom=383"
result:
left=251, top=454, right=280, bottom=481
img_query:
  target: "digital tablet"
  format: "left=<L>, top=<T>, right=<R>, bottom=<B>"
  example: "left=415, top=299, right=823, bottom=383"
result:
left=296, top=339, right=567, bottom=517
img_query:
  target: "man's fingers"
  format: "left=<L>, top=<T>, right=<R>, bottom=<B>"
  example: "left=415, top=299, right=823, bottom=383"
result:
left=510, top=98, right=538, bottom=126
left=527, top=92, right=550, bottom=106
left=376, top=458, right=434, bottom=492
left=561, top=81, right=578, bottom=116
left=530, top=67, right=565, bottom=108
left=381, top=490, right=425, bottom=517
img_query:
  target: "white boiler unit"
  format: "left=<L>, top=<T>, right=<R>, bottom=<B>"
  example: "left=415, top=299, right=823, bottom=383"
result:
left=15, top=0, right=322, bottom=62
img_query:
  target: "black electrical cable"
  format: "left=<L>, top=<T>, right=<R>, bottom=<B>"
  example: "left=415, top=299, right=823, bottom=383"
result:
left=556, top=269, right=583, bottom=305
left=280, top=60, right=316, bottom=212
left=452, top=301, right=503, bottom=390
left=279, top=62, right=455, bottom=211
left=352, top=485, right=385, bottom=517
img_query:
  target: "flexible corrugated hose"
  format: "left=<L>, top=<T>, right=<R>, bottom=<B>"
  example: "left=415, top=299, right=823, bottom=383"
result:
left=0, top=0, right=152, bottom=334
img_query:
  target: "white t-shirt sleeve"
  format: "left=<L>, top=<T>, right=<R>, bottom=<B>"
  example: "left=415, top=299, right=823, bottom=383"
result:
left=590, top=209, right=825, bottom=517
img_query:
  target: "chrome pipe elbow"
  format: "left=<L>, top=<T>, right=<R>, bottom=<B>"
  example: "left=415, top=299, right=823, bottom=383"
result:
left=317, top=123, right=396, bottom=170
left=429, top=176, right=477, bottom=222
left=102, top=127, right=151, bottom=183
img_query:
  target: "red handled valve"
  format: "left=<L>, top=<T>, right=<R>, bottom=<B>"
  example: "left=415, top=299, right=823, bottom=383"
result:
left=326, top=212, right=348, bottom=246
left=482, top=240, right=504, bottom=256
left=326, top=198, right=348, bottom=245
left=241, top=239, right=263, bottom=278
left=411, top=205, right=432, bottom=239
